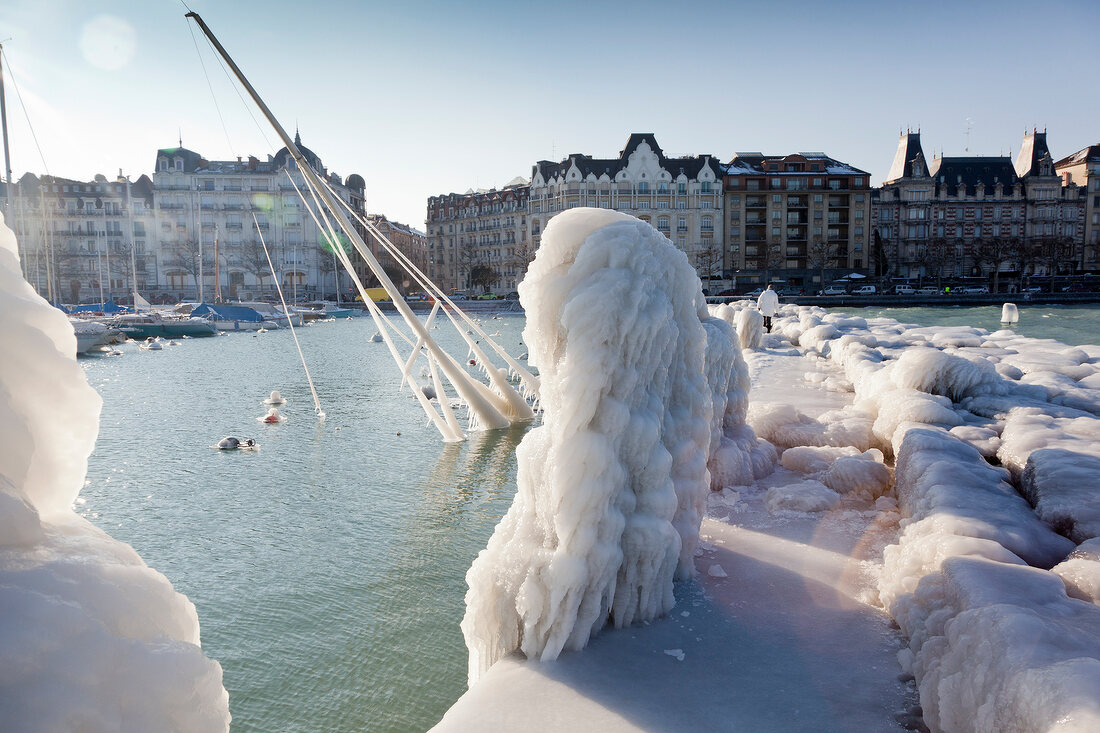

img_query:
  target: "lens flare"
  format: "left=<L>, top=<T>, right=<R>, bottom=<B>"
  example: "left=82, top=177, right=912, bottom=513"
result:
left=251, top=193, right=274, bottom=211
left=79, top=15, right=136, bottom=71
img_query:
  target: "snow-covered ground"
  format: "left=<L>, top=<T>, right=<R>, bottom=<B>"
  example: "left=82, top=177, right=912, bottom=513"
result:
left=439, top=295, right=1100, bottom=733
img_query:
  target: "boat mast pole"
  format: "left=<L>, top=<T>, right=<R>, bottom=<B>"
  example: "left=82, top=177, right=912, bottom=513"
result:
left=0, top=43, right=13, bottom=222
left=127, top=176, right=138, bottom=309
left=185, top=10, right=513, bottom=430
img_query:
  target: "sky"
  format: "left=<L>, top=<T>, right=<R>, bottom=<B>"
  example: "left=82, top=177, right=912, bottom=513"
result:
left=1, top=0, right=1098, bottom=229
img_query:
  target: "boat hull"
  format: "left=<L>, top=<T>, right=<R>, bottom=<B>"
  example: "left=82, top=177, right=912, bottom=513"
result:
left=119, top=321, right=218, bottom=339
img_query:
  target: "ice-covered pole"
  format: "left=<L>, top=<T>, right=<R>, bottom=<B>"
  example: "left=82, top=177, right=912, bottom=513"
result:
left=185, top=11, right=514, bottom=432
left=461, top=209, right=734, bottom=683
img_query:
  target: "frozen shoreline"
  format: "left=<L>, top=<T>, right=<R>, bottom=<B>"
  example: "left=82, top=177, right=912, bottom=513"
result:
left=438, top=303, right=1100, bottom=733
left=436, top=342, right=919, bottom=732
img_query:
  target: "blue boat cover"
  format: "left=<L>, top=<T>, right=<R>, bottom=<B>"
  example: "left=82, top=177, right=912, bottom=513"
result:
left=190, top=303, right=265, bottom=322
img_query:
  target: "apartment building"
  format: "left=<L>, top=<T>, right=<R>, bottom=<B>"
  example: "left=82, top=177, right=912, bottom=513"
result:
left=3, top=172, right=157, bottom=304
left=874, top=131, right=1086, bottom=288
left=150, top=133, right=366, bottom=301
left=363, top=213, right=428, bottom=291
left=1055, top=143, right=1100, bottom=264
left=723, top=152, right=872, bottom=290
left=529, top=134, right=724, bottom=277
left=425, top=180, right=530, bottom=295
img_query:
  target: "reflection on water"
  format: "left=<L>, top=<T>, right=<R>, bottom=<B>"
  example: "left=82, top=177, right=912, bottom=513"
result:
left=79, top=315, right=532, bottom=733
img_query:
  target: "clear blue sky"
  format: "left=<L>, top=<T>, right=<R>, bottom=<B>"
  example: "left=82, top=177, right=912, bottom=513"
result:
left=1, top=0, right=1097, bottom=228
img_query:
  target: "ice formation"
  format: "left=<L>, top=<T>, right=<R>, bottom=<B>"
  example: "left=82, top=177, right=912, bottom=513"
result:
left=754, top=301, right=1100, bottom=733
left=461, top=210, right=770, bottom=684
left=0, top=213, right=230, bottom=731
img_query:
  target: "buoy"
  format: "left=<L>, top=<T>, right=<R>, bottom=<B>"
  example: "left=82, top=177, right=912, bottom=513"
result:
left=468, top=358, right=477, bottom=366
left=1001, top=302, right=1019, bottom=324
left=370, top=332, right=384, bottom=343
left=258, top=407, right=285, bottom=424
left=519, top=352, right=528, bottom=361
left=168, top=340, right=180, bottom=346
left=264, top=390, right=286, bottom=405
left=216, top=436, right=257, bottom=451
left=257, top=327, right=269, bottom=334
left=421, top=384, right=437, bottom=400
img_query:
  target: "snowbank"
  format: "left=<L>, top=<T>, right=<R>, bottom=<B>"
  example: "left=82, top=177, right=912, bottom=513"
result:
left=0, top=213, right=230, bottom=730
left=461, top=209, right=769, bottom=684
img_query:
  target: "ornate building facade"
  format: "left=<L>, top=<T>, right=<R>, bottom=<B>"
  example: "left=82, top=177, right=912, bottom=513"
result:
left=873, top=131, right=1086, bottom=289
left=723, top=152, right=872, bottom=291
left=362, top=213, right=428, bottom=291
left=4, top=172, right=156, bottom=304
left=150, top=133, right=366, bottom=302
left=529, top=134, right=724, bottom=278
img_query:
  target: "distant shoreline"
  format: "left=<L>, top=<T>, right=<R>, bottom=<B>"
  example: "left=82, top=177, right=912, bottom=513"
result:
left=707, top=293, right=1100, bottom=308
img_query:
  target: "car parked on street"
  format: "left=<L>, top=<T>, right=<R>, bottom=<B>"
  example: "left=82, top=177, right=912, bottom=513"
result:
left=958, top=286, right=989, bottom=294
left=916, top=287, right=940, bottom=295
left=821, top=285, right=847, bottom=295
left=894, top=284, right=916, bottom=295
left=853, top=285, right=877, bottom=295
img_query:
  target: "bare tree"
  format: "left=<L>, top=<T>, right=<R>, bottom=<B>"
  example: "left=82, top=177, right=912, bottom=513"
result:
left=762, top=237, right=784, bottom=287
left=973, top=237, right=1016, bottom=294
left=917, top=238, right=951, bottom=290
left=692, top=238, right=724, bottom=292
left=807, top=239, right=837, bottom=294
left=240, top=239, right=274, bottom=296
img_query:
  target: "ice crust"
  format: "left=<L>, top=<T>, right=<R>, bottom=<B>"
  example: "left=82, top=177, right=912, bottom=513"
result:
left=0, top=214, right=230, bottom=731
left=766, top=302, right=1100, bottom=733
left=460, top=210, right=771, bottom=684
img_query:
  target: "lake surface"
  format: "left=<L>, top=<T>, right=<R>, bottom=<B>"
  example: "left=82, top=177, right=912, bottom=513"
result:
left=79, top=303, right=1100, bottom=731
left=80, top=313, right=530, bottom=733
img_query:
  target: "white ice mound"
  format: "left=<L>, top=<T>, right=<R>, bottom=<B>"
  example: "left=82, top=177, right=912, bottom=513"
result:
left=461, top=209, right=753, bottom=684
left=0, top=213, right=230, bottom=731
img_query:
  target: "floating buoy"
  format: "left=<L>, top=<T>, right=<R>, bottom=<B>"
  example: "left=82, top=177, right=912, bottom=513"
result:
left=519, top=352, right=528, bottom=361
left=258, top=407, right=285, bottom=424
left=168, top=340, right=181, bottom=346
left=181, top=335, right=191, bottom=339
left=257, top=327, right=269, bottom=334
left=370, top=332, right=383, bottom=343
left=1001, top=302, right=1019, bottom=324
left=264, top=390, right=286, bottom=405
left=421, top=384, right=437, bottom=400
left=216, top=436, right=257, bottom=451
left=468, top=358, right=477, bottom=366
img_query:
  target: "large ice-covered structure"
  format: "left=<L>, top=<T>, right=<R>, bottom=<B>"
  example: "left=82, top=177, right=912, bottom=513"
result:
left=460, top=209, right=772, bottom=683
left=0, top=214, right=230, bottom=731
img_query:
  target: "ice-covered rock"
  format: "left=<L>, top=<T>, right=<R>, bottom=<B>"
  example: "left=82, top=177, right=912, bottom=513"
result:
left=1053, top=539, right=1100, bottom=605
left=0, top=213, right=230, bottom=731
left=765, top=480, right=841, bottom=513
left=1020, top=448, right=1100, bottom=543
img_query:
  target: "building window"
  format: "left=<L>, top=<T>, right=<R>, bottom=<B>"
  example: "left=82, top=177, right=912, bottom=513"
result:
left=677, top=183, right=686, bottom=195
left=678, top=217, right=687, bottom=231
left=638, top=181, right=650, bottom=194
left=770, top=178, right=782, bottom=189
left=657, top=217, right=670, bottom=232
left=701, top=216, right=713, bottom=232
left=700, top=181, right=712, bottom=193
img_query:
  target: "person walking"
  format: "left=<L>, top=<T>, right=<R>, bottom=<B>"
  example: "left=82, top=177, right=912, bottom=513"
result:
left=757, top=284, right=779, bottom=333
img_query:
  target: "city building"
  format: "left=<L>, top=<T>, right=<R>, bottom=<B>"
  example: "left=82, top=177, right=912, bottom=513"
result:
left=150, top=132, right=366, bottom=302
left=425, top=180, right=530, bottom=295
left=723, top=152, right=872, bottom=291
left=529, top=134, right=724, bottom=280
left=3, top=172, right=156, bottom=304
left=362, top=213, right=428, bottom=292
left=873, top=130, right=1085, bottom=290
left=1055, top=143, right=1100, bottom=264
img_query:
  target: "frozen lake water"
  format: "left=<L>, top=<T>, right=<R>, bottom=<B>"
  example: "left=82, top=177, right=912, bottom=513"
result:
left=78, top=303, right=1100, bottom=731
